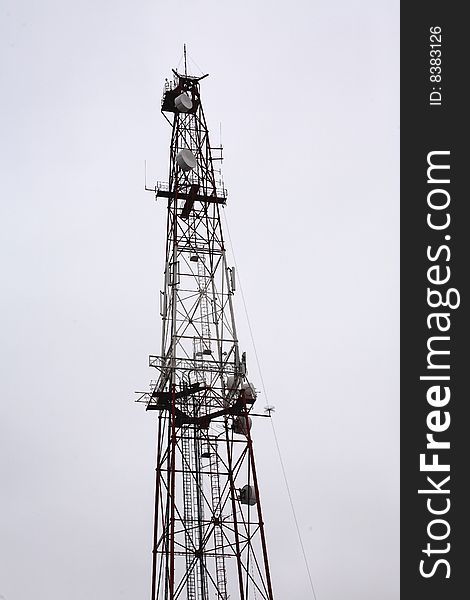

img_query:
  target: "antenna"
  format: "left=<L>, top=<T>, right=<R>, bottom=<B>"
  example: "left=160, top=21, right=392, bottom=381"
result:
left=183, top=43, right=188, bottom=76
left=144, top=159, right=156, bottom=193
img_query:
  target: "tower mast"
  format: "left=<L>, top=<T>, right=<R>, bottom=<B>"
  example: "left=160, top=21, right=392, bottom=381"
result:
left=139, top=63, right=274, bottom=600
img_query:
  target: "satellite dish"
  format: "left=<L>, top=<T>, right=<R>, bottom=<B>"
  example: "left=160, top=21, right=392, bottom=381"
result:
left=239, top=484, right=257, bottom=506
left=176, top=149, right=197, bottom=171
left=233, top=416, right=252, bottom=436
left=175, top=92, right=193, bottom=113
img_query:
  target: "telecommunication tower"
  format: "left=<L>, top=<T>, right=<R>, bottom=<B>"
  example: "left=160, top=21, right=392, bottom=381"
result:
left=138, top=58, right=274, bottom=600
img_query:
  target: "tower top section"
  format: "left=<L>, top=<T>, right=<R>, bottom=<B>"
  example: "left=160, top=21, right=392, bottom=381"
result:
left=161, top=69, right=209, bottom=114
left=149, top=62, right=226, bottom=207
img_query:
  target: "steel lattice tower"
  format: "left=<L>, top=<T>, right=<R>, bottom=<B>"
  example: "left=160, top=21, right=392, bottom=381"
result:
left=138, top=63, right=274, bottom=600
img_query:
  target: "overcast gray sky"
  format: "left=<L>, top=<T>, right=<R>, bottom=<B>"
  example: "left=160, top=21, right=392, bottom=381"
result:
left=1, top=1, right=399, bottom=599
